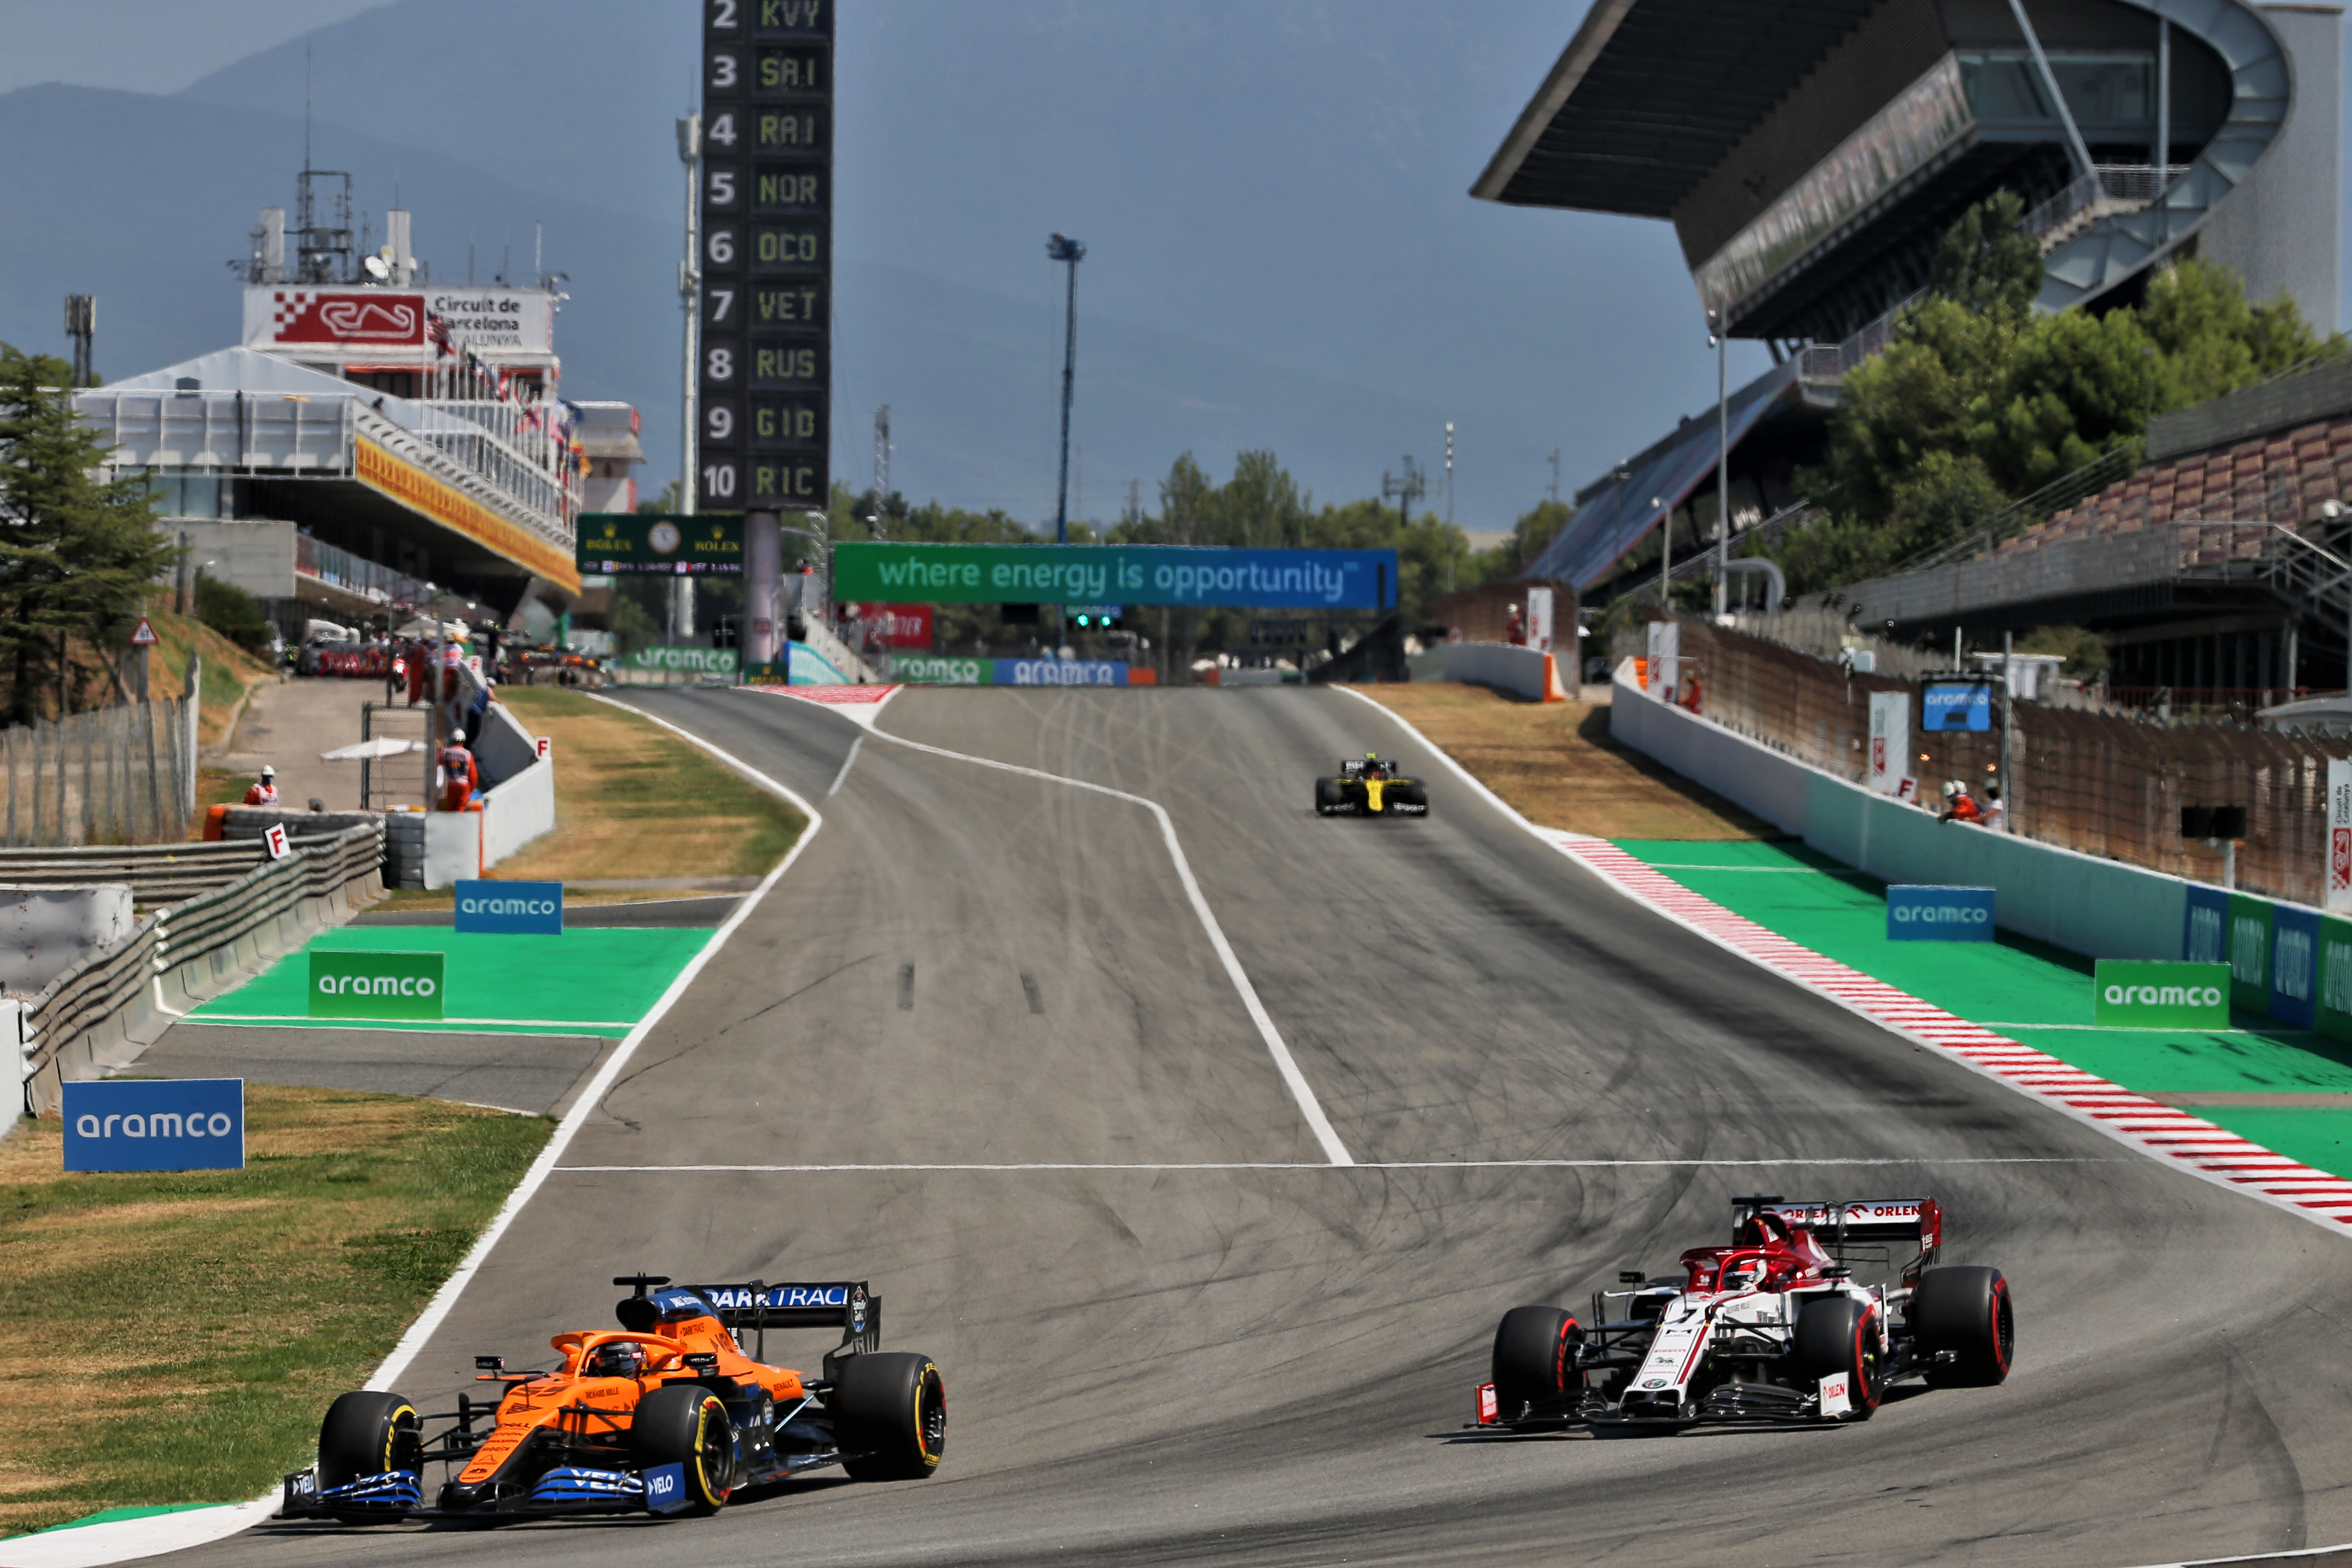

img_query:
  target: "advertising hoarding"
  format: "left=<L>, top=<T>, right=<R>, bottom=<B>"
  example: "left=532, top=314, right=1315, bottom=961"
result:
left=2092, top=961, right=2230, bottom=1028
left=831, top=544, right=1398, bottom=610
left=577, top=513, right=744, bottom=575
left=1885, top=885, right=1994, bottom=941
left=454, top=880, right=564, bottom=936
left=309, top=950, right=447, bottom=1020
left=1867, top=690, right=1908, bottom=795
left=62, top=1078, right=245, bottom=1172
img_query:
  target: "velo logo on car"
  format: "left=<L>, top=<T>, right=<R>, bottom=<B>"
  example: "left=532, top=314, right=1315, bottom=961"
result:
left=309, top=950, right=446, bottom=1020
left=1886, top=886, right=1994, bottom=941
left=642, top=1463, right=688, bottom=1514
left=62, top=1078, right=244, bottom=1171
left=2092, top=960, right=2230, bottom=1028
left=453, top=879, right=563, bottom=935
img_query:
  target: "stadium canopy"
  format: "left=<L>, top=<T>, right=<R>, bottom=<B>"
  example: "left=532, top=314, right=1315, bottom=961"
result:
left=1473, top=0, right=1877, bottom=218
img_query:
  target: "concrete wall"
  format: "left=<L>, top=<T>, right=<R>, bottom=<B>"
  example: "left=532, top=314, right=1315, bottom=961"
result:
left=1439, top=642, right=1566, bottom=701
left=1610, top=666, right=2195, bottom=960
left=0, top=886, right=134, bottom=993
left=169, top=519, right=298, bottom=602
left=2200, top=5, right=2342, bottom=334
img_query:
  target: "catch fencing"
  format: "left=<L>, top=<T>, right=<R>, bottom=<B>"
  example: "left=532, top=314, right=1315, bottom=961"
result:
left=0, top=697, right=198, bottom=847
left=1643, top=613, right=2352, bottom=906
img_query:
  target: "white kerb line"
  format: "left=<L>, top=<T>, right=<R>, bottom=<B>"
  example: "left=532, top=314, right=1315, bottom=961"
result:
left=852, top=718, right=1355, bottom=1167
left=825, top=735, right=864, bottom=798
left=558, top=1156, right=2104, bottom=1173
left=365, top=697, right=825, bottom=1392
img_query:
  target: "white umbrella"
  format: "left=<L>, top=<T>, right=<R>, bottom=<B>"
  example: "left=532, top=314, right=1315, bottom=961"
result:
left=319, top=738, right=425, bottom=761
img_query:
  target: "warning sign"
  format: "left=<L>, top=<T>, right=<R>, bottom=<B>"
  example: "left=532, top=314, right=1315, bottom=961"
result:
left=130, top=617, right=158, bottom=647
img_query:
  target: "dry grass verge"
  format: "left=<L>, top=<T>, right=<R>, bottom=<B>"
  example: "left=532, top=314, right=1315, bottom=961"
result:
left=1360, top=682, right=1777, bottom=840
left=371, top=686, right=804, bottom=910
left=0, top=1086, right=549, bottom=1537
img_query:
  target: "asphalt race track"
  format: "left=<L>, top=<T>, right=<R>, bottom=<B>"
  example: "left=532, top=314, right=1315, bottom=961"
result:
left=156, top=686, right=2352, bottom=1568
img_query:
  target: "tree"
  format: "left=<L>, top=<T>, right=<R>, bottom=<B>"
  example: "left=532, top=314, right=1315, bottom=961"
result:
left=1466, top=500, right=1572, bottom=584
left=1776, top=191, right=2342, bottom=596
left=0, top=346, right=174, bottom=721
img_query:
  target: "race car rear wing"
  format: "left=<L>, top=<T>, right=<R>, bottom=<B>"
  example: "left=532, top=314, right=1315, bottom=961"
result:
left=614, top=1275, right=881, bottom=1368
left=1732, top=1196, right=1943, bottom=1268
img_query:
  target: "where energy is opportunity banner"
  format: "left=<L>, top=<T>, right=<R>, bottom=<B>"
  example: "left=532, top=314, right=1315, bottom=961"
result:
left=832, top=543, right=1398, bottom=609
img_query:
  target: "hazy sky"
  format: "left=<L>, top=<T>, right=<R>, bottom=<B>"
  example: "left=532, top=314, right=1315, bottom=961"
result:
left=2, top=1, right=2345, bottom=538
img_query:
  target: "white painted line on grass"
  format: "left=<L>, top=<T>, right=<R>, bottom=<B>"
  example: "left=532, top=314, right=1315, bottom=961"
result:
left=185, top=1014, right=641, bottom=1029
left=364, top=697, right=825, bottom=1395
left=556, top=1156, right=2105, bottom=1173
left=1335, top=686, right=2352, bottom=1241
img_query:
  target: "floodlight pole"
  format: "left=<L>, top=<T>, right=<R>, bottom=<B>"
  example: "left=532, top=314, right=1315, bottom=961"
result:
left=1712, top=317, right=1730, bottom=618
left=1047, top=234, right=1084, bottom=652
left=676, top=114, right=701, bottom=646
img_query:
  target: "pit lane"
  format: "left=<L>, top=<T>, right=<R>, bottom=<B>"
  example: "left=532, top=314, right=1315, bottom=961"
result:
left=140, top=685, right=2349, bottom=1567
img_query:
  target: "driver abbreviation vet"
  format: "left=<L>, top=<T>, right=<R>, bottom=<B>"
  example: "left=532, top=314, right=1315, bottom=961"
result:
left=1890, top=905, right=1990, bottom=924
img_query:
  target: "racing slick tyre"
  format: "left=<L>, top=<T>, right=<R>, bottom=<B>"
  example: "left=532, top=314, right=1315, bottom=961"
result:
left=833, top=1352, right=947, bottom=1481
left=631, top=1385, right=736, bottom=1515
left=1793, top=1296, right=1885, bottom=1420
left=1912, top=1265, right=2015, bottom=1387
left=318, top=1390, right=422, bottom=1489
left=1315, top=778, right=1343, bottom=816
left=1491, top=1305, right=1582, bottom=1418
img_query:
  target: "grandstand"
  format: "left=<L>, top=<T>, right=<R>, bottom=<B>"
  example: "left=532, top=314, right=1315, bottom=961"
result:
left=1485, top=0, right=2340, bottom=613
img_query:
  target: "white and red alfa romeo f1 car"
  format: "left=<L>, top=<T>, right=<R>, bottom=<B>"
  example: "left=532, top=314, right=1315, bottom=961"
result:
left=1474, top=1196, right=2013, bottom=1431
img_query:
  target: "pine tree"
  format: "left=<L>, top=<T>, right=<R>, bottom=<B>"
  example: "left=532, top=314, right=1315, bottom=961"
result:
left=0, top=346, right=173, bottom=722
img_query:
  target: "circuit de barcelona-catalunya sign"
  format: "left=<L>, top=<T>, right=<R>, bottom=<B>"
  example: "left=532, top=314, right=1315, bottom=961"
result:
left=831, top=543, right=1398, bottom=609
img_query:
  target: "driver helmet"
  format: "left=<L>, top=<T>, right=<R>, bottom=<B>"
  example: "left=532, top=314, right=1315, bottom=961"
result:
left=585, top=1341, right=644, bottom=1380
left=1725, top=1255, right=1773, bottom=1291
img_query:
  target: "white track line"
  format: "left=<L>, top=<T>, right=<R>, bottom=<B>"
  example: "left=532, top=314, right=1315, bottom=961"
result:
left=824, top=734, right=864, bottom=797
left=363, top=698, right=825, bottom=1393
left=746, top=685, right=1355, bottom=1166
left=557, top=1157, right=2103, bottom=1173
left=1335, top=687, right=2352, bottom=1239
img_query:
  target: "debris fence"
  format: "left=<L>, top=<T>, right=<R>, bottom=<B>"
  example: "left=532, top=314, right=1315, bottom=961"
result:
left=1649, top=615, right=2350, bottom=907
left=0, top=698, right=199, bottom=848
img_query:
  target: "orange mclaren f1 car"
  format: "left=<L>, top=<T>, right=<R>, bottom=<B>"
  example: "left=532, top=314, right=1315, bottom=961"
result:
left=281, top=1274, right=945, bottom=1523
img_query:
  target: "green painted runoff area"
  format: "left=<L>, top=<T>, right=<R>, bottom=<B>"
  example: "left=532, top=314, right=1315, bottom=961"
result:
left=189, top=926, right=716, bottom=1037
left=1614, top=839, right=2352, bottom=1176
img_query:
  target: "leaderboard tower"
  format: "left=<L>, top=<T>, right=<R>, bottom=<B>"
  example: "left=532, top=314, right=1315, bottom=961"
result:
left=697, top=0, right=834, bottom=667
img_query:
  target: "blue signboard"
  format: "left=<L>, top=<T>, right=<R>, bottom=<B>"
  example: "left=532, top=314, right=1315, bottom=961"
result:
left=2184, top=883, right=2229, bottom=962
left=454, top=879, right=564, bottom=935
left=1921, top=681, right=1992, bottom=732
left=1886, top=885, right=1996, bottom=941
left=2271, top=903, right=2321, bottom=1029
left=63, top=1078, right=244, bottom=1171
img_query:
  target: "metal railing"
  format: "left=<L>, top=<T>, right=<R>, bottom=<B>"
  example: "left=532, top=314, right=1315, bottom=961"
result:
left=1885, top=444, right=2142, bottom=577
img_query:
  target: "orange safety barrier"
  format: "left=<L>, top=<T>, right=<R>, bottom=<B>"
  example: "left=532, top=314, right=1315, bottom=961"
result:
left=202, top=804, right=230, bottom=842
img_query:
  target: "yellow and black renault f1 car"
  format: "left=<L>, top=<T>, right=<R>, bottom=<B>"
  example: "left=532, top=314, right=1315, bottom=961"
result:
left=1315, top=754, right=1429, bottom=818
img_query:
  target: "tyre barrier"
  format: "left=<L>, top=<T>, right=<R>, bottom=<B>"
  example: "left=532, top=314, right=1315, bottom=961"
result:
left=16, top=821, right=385, bottom=1117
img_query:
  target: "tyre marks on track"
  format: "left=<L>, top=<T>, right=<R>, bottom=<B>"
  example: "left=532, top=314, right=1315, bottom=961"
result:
left=1554, top=834, right=2352, bottom=1235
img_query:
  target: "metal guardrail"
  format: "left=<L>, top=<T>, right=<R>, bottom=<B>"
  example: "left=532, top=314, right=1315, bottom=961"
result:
left=0, top=840, right=264, bottom=905
left=19, top=822, right=384, bottom=1116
